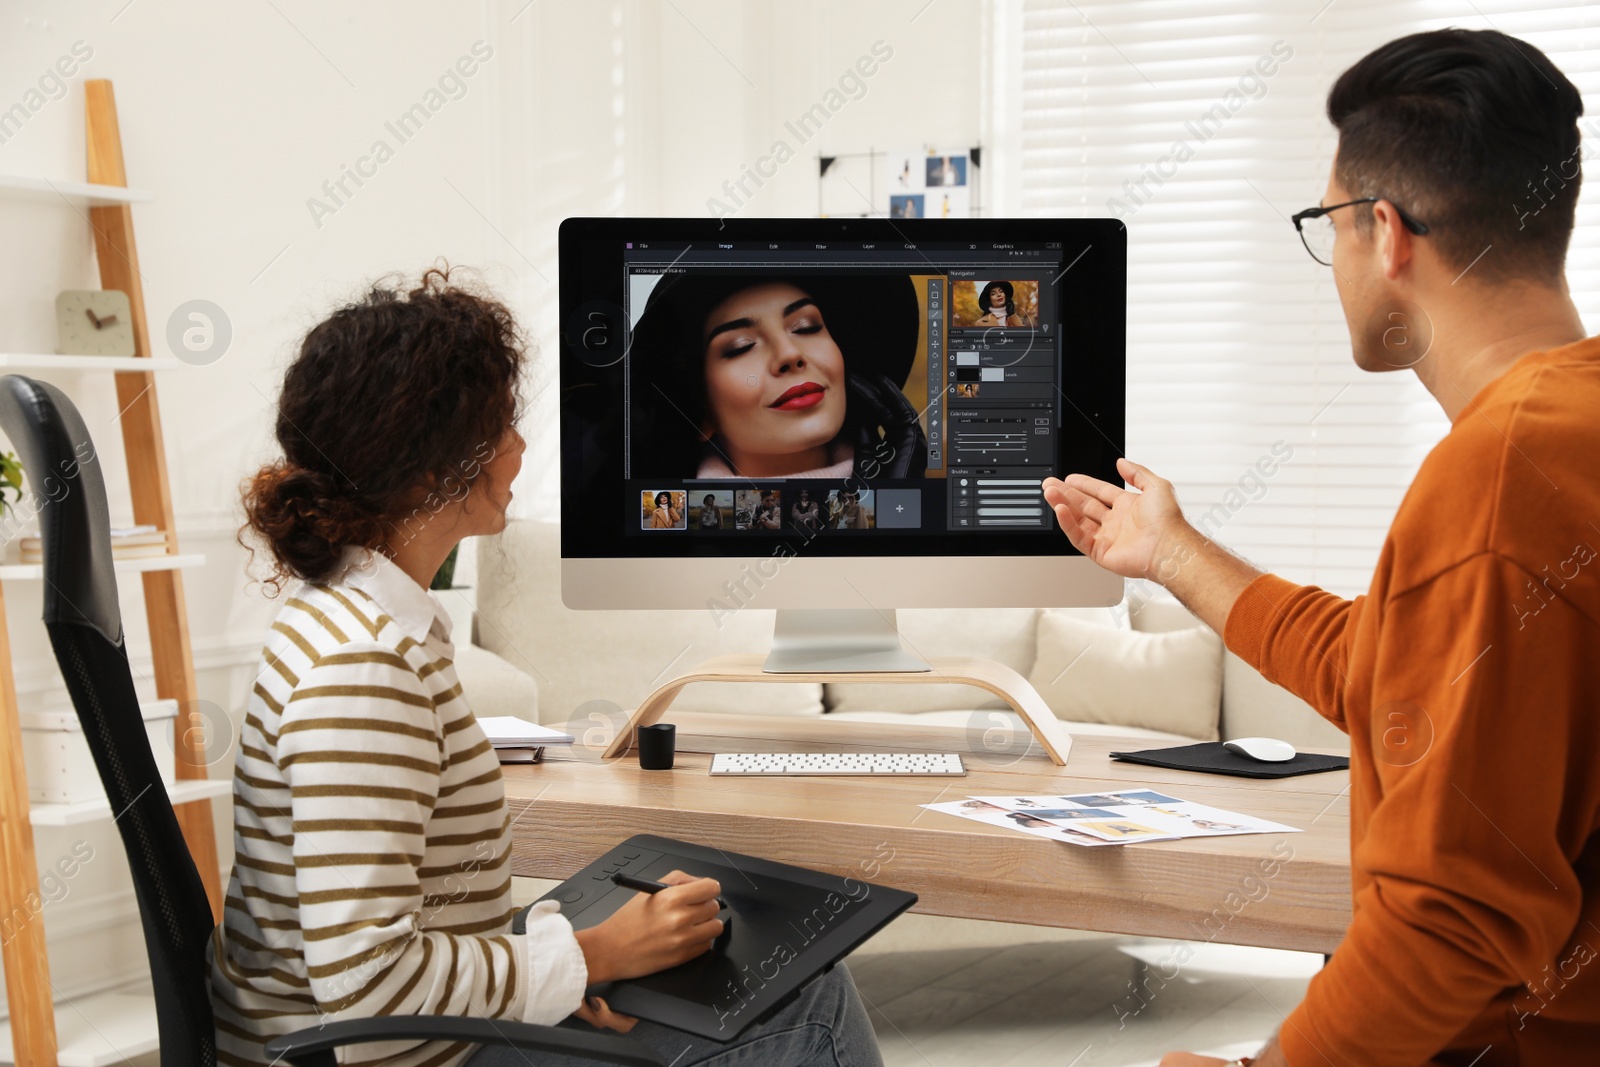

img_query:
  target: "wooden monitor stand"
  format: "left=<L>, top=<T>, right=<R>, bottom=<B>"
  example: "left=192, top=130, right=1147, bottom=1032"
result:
left=602, top=654, right=1073, bottom=765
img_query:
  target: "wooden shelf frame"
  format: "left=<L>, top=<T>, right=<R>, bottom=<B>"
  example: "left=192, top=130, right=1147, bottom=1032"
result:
left=0, top=80, right=222, bottom=1067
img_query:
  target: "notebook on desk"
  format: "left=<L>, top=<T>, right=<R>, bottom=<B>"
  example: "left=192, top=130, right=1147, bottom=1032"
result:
left=519, top=834, right=916, bottom=1041
left=477, top=715, right=574, bottom=746
left=478, top=715, right=572, bottom=763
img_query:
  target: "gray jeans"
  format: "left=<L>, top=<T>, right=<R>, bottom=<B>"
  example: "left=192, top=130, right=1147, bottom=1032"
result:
left=462, top=963, right=882, bottom=1067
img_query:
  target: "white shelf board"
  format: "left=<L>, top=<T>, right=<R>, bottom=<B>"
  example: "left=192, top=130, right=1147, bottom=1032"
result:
left=30, top=776, right=231, bottom=828
left=0, top=989, right=160, bottom=1066
left=0, top=552, right=205, bottom=581
left=0, top=353, right=183, bottom=372
left=0, top=173, right=151, bottom=207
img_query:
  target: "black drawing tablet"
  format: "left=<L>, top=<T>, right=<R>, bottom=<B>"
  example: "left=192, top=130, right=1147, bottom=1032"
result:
left=527, top=834, right=915, bottom=1042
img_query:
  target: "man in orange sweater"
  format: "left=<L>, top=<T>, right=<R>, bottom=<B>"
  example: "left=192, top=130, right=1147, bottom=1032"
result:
left=1044, top=29, right=1599, bottom=1067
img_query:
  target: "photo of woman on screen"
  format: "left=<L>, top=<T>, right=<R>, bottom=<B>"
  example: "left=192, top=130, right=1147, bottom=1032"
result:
left=973, top=280, right=1037, bottom=328
left=827, top=488, right=872, bottom=529
left=643, top=489, right=684, bottom=529
left=630, top=274, right=927, bottom=480
left=696, top=492, right=724, bottom=530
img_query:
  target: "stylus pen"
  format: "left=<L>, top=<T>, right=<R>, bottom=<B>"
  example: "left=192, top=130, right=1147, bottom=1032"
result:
left=611, top=871, right=728, bottom=910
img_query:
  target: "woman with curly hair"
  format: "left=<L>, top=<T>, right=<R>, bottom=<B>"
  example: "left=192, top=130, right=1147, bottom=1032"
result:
left=215, top=267, right=882, bottom=1067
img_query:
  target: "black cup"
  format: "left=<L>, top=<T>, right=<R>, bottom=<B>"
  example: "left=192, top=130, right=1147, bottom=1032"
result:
left=637, top=723, right=676, bottom=770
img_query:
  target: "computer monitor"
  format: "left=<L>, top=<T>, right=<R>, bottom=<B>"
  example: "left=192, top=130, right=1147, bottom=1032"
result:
left=559, top=216, right=1125, bottom=673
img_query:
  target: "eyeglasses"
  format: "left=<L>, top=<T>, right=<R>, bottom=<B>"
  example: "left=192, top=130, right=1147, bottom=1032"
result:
left=1291, top=197, right=1430, bottom=266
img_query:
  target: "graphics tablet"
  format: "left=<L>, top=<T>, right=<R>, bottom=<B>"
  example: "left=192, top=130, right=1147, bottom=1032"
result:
left=531, top=834, right=916, bottom=1042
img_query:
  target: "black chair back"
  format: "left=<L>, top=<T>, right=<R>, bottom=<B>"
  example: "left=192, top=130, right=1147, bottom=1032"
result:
left=0, top=375, right=216, bottom=1067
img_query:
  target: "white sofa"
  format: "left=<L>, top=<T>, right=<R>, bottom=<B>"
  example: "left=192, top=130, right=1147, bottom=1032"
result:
left=456, top=521, right=1349, bottom=754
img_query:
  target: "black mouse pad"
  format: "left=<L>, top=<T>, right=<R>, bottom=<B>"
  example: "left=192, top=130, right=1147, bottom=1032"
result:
left=525, top=834, right=916, bottom=1042
left=1110, top=741, right=1349, bottom=779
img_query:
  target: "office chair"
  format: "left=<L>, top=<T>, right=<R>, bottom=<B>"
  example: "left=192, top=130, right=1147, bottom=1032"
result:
left=0, top=375, right=662, bottom=1067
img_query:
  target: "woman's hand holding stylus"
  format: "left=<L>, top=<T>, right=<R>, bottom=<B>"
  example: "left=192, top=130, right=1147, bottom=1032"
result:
left=574, top=870, right=725, bottom=984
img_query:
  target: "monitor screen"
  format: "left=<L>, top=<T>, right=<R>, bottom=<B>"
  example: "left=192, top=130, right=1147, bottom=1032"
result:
left=559, top=217, right=1125, bottom=562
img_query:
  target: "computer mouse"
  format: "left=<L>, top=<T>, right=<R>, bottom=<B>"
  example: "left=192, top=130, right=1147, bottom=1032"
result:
left=1223, top=736, right=1297, bottom=763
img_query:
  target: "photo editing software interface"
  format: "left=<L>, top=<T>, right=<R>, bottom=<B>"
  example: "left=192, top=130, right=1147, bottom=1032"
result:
left=621, top=240, right=1070, bottom=537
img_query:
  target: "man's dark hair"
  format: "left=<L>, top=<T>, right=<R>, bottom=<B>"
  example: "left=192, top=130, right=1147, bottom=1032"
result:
left=1328, top=29, right=1583, bottom=284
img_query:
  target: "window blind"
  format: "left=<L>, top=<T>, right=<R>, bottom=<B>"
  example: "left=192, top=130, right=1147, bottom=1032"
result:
left=1004, top=0, right=1600, bottom=596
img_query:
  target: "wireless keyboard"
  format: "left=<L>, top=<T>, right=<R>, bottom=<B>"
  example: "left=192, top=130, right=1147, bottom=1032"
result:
left=709, top=752, right=966, bottom=776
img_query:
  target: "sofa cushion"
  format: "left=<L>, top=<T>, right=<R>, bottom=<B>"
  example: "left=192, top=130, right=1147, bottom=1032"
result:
left=824, top=606, right=1124, bottom=716
left=1221, top=651, right=1351, bottom=751
left=1027, top=610, right=1223, bottom=741
left=1126, top=586, right=1203, bottom=634
left=475, top=522, right=824, bottom=723
left=453, top=641, right=540, bottom=721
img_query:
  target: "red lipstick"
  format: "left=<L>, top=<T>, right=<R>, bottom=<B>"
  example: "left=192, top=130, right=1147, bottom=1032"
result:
left=769, top=382, right=826, bottom=410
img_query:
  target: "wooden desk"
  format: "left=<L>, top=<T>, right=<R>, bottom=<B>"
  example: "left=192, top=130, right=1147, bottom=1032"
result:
left=502, top=713, right=1353, bottom=955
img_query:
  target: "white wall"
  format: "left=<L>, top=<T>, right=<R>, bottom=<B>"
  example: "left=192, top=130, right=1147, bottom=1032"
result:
left=0, top=0, right=982, bottom=1024
left=500, top=0, right=987, bottom=515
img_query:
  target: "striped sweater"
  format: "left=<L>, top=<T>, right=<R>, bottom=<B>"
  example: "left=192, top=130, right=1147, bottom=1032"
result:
left=208, top=547, right=586, bottom=1066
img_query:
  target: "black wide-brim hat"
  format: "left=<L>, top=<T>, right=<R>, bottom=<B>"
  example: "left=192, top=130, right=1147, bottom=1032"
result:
left=628, top=272, right=921, bottom=408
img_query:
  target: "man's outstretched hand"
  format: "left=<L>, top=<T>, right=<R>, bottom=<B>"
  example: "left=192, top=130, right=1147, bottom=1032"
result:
left=1043, top=457, right=1191, bottom=582
left=1043, top=457, right=1263, bottom=635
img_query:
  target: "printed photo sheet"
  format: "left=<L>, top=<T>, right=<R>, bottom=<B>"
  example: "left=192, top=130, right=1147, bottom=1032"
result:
left=922, top=789, right=1301, bottom=846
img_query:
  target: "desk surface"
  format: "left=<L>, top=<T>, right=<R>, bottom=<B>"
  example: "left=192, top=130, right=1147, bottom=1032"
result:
left=502, top=713, right=1353, bottom=955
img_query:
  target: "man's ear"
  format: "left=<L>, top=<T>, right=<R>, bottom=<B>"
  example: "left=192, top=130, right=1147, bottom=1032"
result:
left=1373, top=199, right=1415, bottom=281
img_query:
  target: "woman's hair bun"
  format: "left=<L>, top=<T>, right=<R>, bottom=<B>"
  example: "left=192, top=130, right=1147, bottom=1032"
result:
left=241, top=462, right=383, bottom=595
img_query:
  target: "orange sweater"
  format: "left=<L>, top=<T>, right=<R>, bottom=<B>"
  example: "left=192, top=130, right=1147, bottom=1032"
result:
left=1225, top=337, right=1600, bottom=1067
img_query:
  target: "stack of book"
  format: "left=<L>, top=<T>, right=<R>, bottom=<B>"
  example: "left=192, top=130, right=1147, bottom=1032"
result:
left=477, top=716, right=576, bottom=763
left=21, top=524, right=168, bottom=564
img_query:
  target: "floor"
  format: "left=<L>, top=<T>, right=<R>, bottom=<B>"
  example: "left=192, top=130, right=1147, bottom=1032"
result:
left=845, top=914, right=1317, bottom=1066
